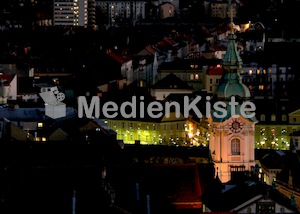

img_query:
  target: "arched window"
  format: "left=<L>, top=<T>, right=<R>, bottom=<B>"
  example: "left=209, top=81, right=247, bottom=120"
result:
left=282, top=114, right=287, bottom=122
left=231, top=139, right=240, bottom=155
left=271, top=114, right=276, bottom=122
left=260, top=114, right=265, bottom=121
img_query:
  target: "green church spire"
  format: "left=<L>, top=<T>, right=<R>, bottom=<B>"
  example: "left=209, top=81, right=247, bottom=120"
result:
left=222, top=22, right=243, bottom=70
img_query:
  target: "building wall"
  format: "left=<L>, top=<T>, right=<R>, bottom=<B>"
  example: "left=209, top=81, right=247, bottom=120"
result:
left=98, top=1, right=145, bottom=24
left=160, top=3, right=175, bottom=19
left=104, top=113, right=208, bottom=146
left=276, top=183, right=300, bottom=213
left=255, top=124, right=298, bottom=150
left=209, top=116, right=256, bottom=183
left=150, top=88, right=193, bottom=101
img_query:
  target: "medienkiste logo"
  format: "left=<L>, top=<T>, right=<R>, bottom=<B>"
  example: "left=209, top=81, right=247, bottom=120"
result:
left=39, top=86, right=66, bottom=119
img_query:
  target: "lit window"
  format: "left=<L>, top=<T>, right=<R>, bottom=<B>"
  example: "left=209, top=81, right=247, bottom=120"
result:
left=282, top=129, right=287, bottom=135
left=38, top=122, right=43, bottom=128
left=271, top=114, right=276, bottom=121
left=231, top=139, right=240, bottom=155
left=259, top=85, right=264, bottom=90
left=271, top=128, right=276, bottom=135
left=257, top=69, right=260, bottom=74
left=190, top=74, right=194, bottom=80
left=42, top=137, right=47, bottom=142
left=195, top=74, right=199, bottom=80
left=260, top=114, right=265, bottom=121
left=249, top=70, right=252, bottom=75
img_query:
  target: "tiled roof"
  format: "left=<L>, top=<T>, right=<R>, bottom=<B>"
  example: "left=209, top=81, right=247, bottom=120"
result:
left=152, top=73, right=193, bottom=90
left=0, top=74, right=15, bottom=86
left=135, top=163, right=202, bottom=210
left=145, top=45, right=157, bottom=55
left=162, top=37, right=177, bottom=46
left=207, top=66, right=224, bottom=75
left=107, top=51, right=126, bottom=64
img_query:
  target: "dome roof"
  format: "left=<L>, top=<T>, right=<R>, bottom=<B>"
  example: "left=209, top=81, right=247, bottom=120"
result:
left=216, top=81, right=250, bottom=99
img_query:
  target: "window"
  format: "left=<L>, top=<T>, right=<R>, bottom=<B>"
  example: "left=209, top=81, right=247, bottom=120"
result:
left=195, top=74, right=199, bottom=80
left=210, top=78, right=212, bottom=84
left=282, top=115, right=287, bottom=122
left=38, top=122, right=43, bottom=128
left=231, top=139, right=240, bottom=155
left=190, top=74, right=194, bottom=80
left=271, top=114, right=276, bottom=121
left=164, top=124, right=166, bottom=131
left=293, top=118, right=297, bottom=123
left=256, top=202, right=275, bottom=213
left=260, top=114, right=265, bottom=121
left=294, top=139, right=299, bottom=147
left=271, top=128, right=276, bottom=135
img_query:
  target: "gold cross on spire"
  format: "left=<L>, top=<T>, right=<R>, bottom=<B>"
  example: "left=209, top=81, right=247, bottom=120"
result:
left=229, top=3, right=234, bottom=23
left=228, top=0, right=235, bottom=33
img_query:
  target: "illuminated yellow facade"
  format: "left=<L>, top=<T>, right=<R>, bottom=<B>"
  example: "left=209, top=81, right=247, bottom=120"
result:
left=104, top=112, right=210, bottom=146
left=255, top=109, right=300, bottom=150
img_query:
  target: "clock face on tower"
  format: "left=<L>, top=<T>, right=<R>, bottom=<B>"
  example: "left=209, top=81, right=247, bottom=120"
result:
left=229, top=118, right=243, bottom=133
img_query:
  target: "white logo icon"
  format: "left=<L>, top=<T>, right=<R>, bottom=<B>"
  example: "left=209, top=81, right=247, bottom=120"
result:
left=39, top=86, right=66, bottom=119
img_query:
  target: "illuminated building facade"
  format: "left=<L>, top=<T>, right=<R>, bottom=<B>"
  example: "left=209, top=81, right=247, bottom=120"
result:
left=105, top=112, right=210, bottom=147
left=53, top=0, right=88, bottom=27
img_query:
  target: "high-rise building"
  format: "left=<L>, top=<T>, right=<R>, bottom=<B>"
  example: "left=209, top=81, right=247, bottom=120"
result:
left=53, top=0, right=88, bottom=27
left=96, top=0, right=146, bottom=25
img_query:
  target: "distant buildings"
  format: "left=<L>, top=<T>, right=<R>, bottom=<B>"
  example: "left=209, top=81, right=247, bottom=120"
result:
left=53, top=0, right=89, bottom=27
left=96, top=0, right=146, bottom=25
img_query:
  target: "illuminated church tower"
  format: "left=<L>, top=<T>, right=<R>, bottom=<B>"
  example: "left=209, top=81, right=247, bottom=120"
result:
left=208, top=11, right=258, bottom=183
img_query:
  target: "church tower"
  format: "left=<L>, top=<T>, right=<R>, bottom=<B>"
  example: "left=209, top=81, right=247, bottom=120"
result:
left=208, top=9, right=257, bottom=183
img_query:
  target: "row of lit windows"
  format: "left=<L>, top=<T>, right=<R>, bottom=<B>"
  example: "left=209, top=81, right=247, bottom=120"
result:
left=241, top=69, right=271, bottom=75
left=108, top=121, right=186, bottom=131
left=260, top=114, right=287, bottom=122
left=260, top=128, right=287, bottom=135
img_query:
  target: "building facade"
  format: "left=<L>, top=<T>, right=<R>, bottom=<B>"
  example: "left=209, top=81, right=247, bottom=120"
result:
left=53, top=0, right=88, bottom=27
left=208, top=22, right=257, bottom=183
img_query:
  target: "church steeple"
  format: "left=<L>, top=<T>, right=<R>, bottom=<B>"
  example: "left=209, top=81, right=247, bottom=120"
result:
left=222, top=22, right=243, bottom=70
left=215, top=3, right=250, bottom=100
